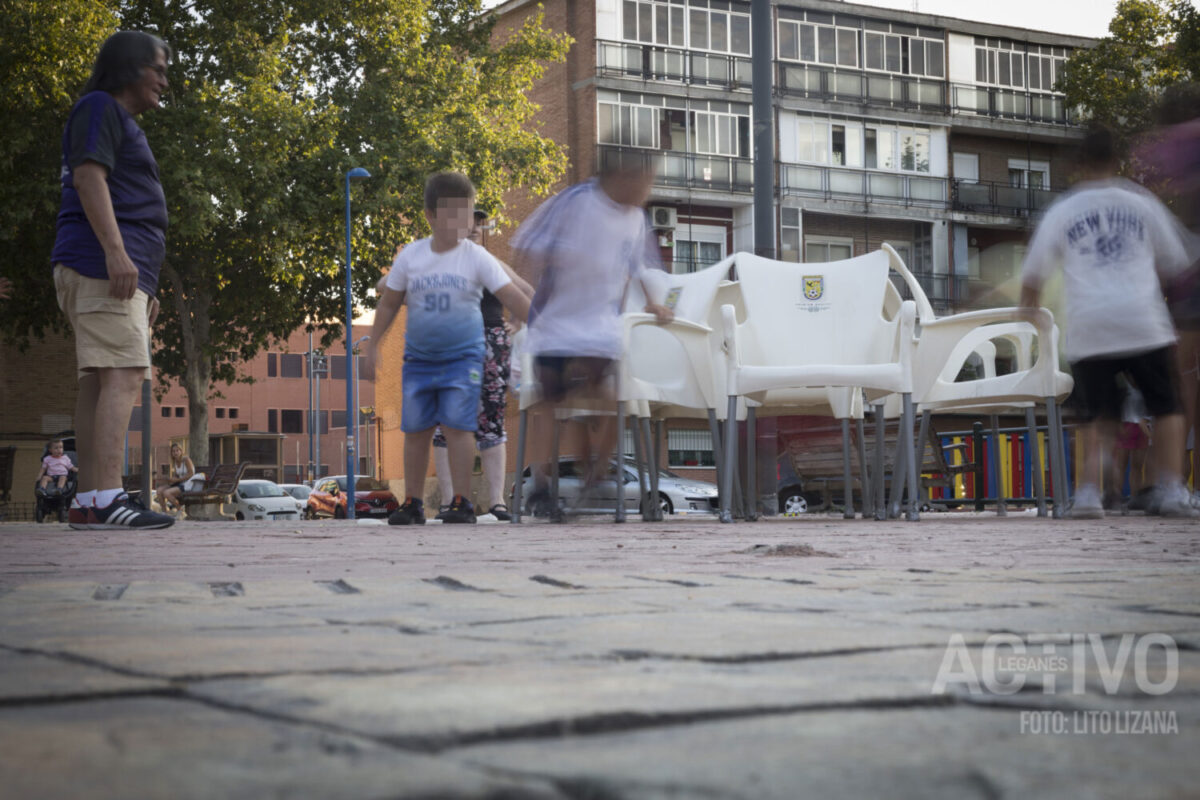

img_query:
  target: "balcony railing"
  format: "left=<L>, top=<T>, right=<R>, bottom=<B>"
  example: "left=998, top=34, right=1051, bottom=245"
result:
left=950, top=85, right=1074, bottom=125
left=597, top=40, right=753, bottom=90
left=777, top=63, right=947, bottom=110
left=951, top=179, right=1061, bottom=217
left=599, top=144, right=754, bottom=194
left=780, top=163, right=947, bottom=207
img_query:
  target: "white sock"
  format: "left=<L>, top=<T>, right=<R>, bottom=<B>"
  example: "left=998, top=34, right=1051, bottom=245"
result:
left=94, top=488, right=123, bottom=508
left=74, top=491, right=95, bottom=508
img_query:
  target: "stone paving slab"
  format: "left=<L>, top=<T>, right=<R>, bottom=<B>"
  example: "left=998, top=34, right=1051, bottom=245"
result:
left=0, top=514, right=1197, bottom=797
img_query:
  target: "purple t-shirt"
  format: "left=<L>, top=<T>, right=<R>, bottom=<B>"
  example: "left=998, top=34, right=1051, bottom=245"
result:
left=51, top=91, right=168, bottom=295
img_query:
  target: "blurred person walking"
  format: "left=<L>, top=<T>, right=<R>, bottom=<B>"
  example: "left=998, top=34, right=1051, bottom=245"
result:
left=1020, top=126, right=1195, bottom=518
left=511, top=152, right=672, bottom=517
left=53, top=31, right=175, bottom=530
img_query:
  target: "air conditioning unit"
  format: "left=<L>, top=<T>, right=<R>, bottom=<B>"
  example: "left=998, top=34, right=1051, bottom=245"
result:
left=650, top=206, right=677, bottom=230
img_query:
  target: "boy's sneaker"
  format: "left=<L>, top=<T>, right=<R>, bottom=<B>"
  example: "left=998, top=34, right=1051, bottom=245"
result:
left=1154, top=483, right=1199, bottom=518
left=1068, top=485, right=1104, bottom=519
left=83, top=494, right=175, bottom=530
left=388, top=498, right=425, bottom=525
left=441, top=495, right=476, bottom=524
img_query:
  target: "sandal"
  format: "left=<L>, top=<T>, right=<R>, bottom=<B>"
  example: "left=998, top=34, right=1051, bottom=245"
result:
left=488, top=503, right=512, bottom=521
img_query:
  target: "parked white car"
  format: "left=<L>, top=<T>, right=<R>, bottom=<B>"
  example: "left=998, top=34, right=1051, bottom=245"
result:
left=276, top=483, right=312, bottom=516
left=513, top=457, right=719, bottom=516
left=230, top=480, right=301, bottom=521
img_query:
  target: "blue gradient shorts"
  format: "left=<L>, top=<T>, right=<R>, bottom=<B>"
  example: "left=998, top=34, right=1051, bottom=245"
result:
left=401, top=355, right=484, bottom=433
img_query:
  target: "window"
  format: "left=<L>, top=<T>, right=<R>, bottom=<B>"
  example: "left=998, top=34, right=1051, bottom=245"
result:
left=909, top=38, right=944, bottom=78
left=780, top=207, right=801, bottom=263
left=805, top=237, right=853, bottom=262
left=975, top=38, right=1024, bottom=88
left=1028, top=45, right=1067, bottom=92
left=622, top=0, right=686, bottom=47
left=161, top=406, right=171, bottom=418
left=778, top=19, right=857, bottom=67
left=668, top=428, right=716, bottom=468
left=281, top=409, right=304, bottom=434
left=673, top=224, right=727, bottom=273
left=215, top=407, right=226, bottom=419
left=1008, top=158, right=1050, bottom=188
left=229, top=408, right=239, bottom=420
left=174, top=407, right=185, bottom=418
left=329, top=355, right=347, bottom=381
left=598, top=97, right=660, bottom=150
left=268, top=409, right=278, bottom=433
left=899, top=128, right=929, bottom=172
left=795, top=117, right=829, bottom=164
left=685, top=4, right=750, bottom=55
left=267, top=353, right=277, bottom=378
left=280, top=354, right=303, bottom=378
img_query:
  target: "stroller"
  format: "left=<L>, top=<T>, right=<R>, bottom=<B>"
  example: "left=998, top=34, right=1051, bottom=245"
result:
left=34, top=437, right=78, bottom=523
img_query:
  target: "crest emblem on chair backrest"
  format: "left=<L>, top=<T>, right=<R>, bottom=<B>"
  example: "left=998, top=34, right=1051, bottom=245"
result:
left=803, top=275, right=824, bottom=301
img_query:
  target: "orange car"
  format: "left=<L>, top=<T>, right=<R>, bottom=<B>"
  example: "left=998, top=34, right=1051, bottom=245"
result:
left=307, top=475, right=399, bottom=519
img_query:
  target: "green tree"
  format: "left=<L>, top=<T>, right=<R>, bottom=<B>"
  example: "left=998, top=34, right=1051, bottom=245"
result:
left=4, top=0, right=569, bottom=466
left=1058, top=0, right=1200, bottom=144
left=0, top=0, right=117, bottom=341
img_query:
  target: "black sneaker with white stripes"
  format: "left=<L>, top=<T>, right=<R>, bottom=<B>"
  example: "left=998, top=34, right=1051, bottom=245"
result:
left=83, top=494, right=175, bottom=530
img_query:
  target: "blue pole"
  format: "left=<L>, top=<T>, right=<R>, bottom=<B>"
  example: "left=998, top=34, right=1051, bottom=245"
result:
left=343, top=168, right=369, bottom=518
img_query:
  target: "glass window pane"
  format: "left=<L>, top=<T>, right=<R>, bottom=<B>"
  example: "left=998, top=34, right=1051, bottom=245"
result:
left=656, top=5, right=668, bottom=43
left=779, top=21, right=797, bottom=60
left=598, top=104, right=615, bottom=143
left=998, top=53, right=1010, bottom=86
left=975, top=48, right=987, bottom=83
left=818, top=26, right=835, bottom=64
left=638, top=3, right=652, bottom=42
left=831, top=124, right=845, bottom=166
left=865, top=33, right=882, bottom=70
left=636, top=107, right=655, bottom=147
left=711, top=12, right=728, bottom=52
left=910, top=39, right=924, bottom=75
left=830, top=244, right=852, bottom=261
left=877, top=129, right=894, bottom=170
left=1012, top=54, right=1023, bottom=86
left=865, top=128, right=877, bottom=169
left=885, top=35, right=900, bottom=72
left=781, top=207, right=800, bottom=226
left=800, top=24, right=816, bottom=62
left=731, top=15, right=750, bottom=54
left=837, top=29, right=857, bottom=67
left=690, top=9, right=707, bottom=49
left=620, top=105, right=632, bottom=145
left=926, top=41, right=944, bottom=77
left=1029, top=57, right=1041, bottom=90
left=624, top=0, right=638, bottom=41
left=671, top=7, right=685, bottom=46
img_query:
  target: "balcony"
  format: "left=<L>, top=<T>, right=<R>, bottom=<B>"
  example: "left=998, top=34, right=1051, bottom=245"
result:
left=951, top=179, right=1061, bottom=217
left=777, top=63, right=947, bottom=111
left=890, top=272, right=969, bottom=315
left=599, top=144, right=754, bottom=194
left=780, top=163, right=948, bottom=208
left=950, top=85, right=1074, bottom=125
left=597, top=40, right=753, bottom=91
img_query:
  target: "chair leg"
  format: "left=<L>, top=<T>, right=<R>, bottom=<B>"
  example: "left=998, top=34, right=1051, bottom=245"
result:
left=841, top=418, right=854, bottom=519
left=614, top=402, right=626, bottom=523
left=903, top=393, right=919, bottom=521
left=640, top=416, right=661, bottom=521
left=708, top=409, right=724, bottom=503
left=856, top=417, right=873, bottom=518
left=629, top=409, right=647, bottom=522
left=720, top=396, right=737, bottom=523
left=874, top=403, right=887, bottom=521
left=991, top=414, right=1007, bottom=517
left=651, top=419, right=664, bottom=518
left=1047, top=396, right=1067, bottom=519
left=550, top=414, right=562, bottom=523
left=1027, top=406, right=1047, bottom=517
left=513, top=409, right=528, bottom=524
left=745, top=407, right=758, bottom=521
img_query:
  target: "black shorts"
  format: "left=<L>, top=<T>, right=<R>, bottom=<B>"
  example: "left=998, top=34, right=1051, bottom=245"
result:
left=534, top=356, right=615, bottom=404
left=1070, top=346, right=1181, bottom=422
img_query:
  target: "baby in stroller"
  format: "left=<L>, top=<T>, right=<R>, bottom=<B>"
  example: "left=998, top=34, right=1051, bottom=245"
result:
left=35, top=438, right=78, bottom=523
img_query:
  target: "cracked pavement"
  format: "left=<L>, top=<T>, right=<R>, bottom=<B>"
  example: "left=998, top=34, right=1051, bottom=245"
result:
left=0, top=512, right=1198, bottom=799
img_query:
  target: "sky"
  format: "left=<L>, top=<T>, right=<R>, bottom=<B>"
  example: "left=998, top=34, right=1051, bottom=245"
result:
left=483, top=0, right=1200, bottom=40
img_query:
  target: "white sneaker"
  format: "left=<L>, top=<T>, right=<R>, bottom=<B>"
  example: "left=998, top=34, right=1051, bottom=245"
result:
left=1155, top=483, right=1199, bottom=518
left=1069, top=485, right=1104, bottom=519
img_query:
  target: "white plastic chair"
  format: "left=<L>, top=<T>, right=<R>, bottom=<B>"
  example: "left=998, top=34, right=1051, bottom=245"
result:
left=719, top=250, right=920, bottom=522
left=879, top=244, right=1073, bottom=517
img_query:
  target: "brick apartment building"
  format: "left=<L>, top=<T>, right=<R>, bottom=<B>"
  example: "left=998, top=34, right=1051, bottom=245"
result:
left=0, top=323, right=379, bottom=500
left=376, top=0, right=1092, bottom=493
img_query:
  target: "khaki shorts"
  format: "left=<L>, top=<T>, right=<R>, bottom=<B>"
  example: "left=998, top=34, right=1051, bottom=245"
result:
left=54, top=264, right=151, bottom=380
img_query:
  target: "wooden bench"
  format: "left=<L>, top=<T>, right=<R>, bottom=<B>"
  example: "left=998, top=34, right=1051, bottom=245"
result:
left=177, top=462, right=248, bottom=520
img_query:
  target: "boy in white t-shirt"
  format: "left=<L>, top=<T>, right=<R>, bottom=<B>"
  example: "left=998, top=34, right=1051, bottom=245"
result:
left=512, top=152, right=673, bottom=516
left=1020, top=127, right=1193, bottom=518
left=364, top=173, right=530, bottom=524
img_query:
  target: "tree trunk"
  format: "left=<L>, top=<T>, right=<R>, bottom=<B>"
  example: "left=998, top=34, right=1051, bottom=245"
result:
left=164, top=263, right=213, bottom=468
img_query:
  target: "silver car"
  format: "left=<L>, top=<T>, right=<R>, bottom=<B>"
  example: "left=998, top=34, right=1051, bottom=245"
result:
left=514, top=457, right=719, bottom=516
